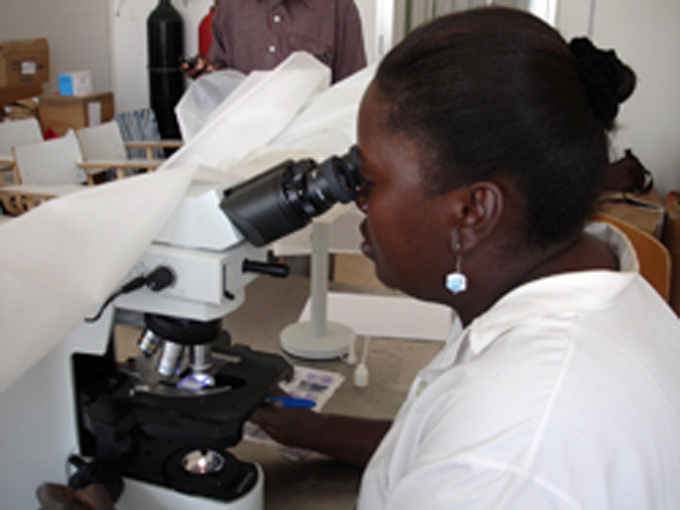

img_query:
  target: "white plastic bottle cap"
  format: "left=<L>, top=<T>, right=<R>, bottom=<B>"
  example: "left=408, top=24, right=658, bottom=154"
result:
left=354, top=363, right=369, bottom=387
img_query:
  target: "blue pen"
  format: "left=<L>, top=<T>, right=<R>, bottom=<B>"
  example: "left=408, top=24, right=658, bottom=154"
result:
left=267, top=396, right=316, bottom=409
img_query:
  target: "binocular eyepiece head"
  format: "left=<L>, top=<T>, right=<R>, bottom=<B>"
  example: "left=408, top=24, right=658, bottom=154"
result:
left=221, top=146, right=362, bottom=247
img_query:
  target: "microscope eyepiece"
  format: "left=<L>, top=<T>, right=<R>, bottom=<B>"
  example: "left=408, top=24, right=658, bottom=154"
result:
left=220, top=146, right=362, bottom=247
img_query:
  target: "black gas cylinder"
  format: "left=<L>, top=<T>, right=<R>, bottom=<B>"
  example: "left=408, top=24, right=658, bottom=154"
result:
left=147, top=0, right=184, bottom=141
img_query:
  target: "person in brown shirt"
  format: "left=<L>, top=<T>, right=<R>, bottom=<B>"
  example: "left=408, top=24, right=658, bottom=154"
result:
left=184, top=0, right=367, bottom=84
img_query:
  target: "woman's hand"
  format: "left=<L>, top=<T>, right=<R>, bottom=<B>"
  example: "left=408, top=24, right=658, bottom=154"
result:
left=180, top=54, right=215, bottom=79
left=251, top=402, right=320, bottom=448
left=251, top=403, right=392, bottom=468
left=36, top=483, right=116, bottom=510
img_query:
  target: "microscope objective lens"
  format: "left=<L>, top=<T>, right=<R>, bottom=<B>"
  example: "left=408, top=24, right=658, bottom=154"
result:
left=156, top=341, right=185, bottom=378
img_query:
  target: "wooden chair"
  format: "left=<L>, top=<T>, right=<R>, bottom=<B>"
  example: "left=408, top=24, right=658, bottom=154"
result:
left=0, top=134, right=86, bottom=215
left=75, top=121, right=171, bottom=181
left=597, top=213, right=672, bottom=301
left=0, top=118, right=43, bottom=186
left=125, top=138, right=183, bottom=160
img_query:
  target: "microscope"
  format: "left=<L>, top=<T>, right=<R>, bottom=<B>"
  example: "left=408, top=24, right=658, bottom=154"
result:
left=69, top=147, right=362, bottom=509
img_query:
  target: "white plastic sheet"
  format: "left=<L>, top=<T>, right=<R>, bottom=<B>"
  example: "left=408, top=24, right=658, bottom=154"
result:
left=175, top=69, right=246, bottom=142
left=164, top=52, right=332, bottom=174
left=0, top=166, right=196, bottom=394
left=0, top=52, right=374, bottom=394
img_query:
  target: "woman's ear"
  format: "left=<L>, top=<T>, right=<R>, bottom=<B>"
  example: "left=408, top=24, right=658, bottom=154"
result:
left=451, top=181, right=504, bottom=254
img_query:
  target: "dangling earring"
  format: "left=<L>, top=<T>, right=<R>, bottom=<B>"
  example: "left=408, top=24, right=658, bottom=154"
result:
left=445, top=243, right=467, bottom=294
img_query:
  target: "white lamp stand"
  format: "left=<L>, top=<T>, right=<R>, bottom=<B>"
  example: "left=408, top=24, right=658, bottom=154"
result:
left=280, top=221, right=355, bottom=359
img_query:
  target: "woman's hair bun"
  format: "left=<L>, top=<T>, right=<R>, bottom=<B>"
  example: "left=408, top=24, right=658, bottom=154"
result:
left=569, top=37, right=636, bottom=127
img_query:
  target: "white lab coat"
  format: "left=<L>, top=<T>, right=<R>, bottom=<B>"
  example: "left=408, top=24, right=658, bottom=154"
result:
left=359, top=223, right=680, bottom=510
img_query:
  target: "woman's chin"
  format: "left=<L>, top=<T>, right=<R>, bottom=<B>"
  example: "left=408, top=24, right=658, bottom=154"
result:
left=360, top=240, right=376, bottom=260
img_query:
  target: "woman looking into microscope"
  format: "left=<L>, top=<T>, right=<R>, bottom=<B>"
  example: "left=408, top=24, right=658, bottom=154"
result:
left=37, top=7, right=680, bottom=510
left=254, top=7, right=680, bottom=510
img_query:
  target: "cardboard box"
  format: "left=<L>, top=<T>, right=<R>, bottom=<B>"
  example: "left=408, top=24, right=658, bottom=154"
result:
left=0, top=82, right=43, bottom=107
left=0, top=38, right=49, bottom=87
left=662, top=191, right=680, bottom=315
left=38, top=92, right=114, bottom=136
left=58, top=70, right=92, bottom=96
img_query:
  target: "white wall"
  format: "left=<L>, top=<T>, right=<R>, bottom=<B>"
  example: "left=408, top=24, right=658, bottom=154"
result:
left=591, top=0, right=680, bottom=195
left=556, top=0, right=680, bottom=195
left=0, top=0, right=111, bottom=95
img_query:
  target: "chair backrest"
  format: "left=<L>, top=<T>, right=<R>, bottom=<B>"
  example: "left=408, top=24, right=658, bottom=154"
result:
left=75, top=121, right=128, bottom=161
left=12, top=134, right=86, bottom=185
left=0, top=118, right=43, bottom=159
left=598, top=213, right=672, bottom=301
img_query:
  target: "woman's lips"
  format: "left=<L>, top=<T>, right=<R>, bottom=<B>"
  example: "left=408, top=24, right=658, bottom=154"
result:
left=359, top=221, right=375, bottom=259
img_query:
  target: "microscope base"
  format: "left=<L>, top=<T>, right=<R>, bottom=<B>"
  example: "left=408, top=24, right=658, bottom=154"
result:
left=117, top=464, right=264, bottom=510
left=280, top=320, right=355, bottom=360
